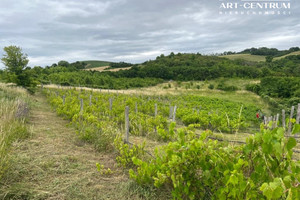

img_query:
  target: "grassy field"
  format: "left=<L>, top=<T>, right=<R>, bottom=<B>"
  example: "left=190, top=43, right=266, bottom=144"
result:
left=221, top=51, right=300, bottom=62
left=273, top=50, right=300, bottom=60
left=83, top=66, right=132, bottom=72
left=220, top=53, right=266, bottom=62
left=134, top=78, right=271, bottom=115
left=82, top=60, right=112, bottom=69
left=0, top=84, right=31, bottom=181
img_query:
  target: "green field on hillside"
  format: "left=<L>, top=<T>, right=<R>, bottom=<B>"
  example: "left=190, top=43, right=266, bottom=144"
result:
left=274, top=50, right=300, bottom=60
left=82, top=60, right=112, bottom=68
left=133, top=78, right=271, bottom=115
left=220, top=54, right=266, bottom=62
left=221, top=51, right=300, bottom=62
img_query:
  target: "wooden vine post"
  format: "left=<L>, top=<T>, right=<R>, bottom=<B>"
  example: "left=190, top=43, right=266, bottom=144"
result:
left=109, top=98, right=113, bottom=111
left=89, top=95, right=92, bottom=106
left=169, top=106, right=174, bottom=119
left=124, top=106, right=129, bottom=143
left=264, top=116, right=267, bottom=126
left=275, top=114, right=279, bottom=128
left=288, top=106, right=295, bottom=135
left=154, top=103, right=158, bottom=133
left=296, top=103, right=300, bottom=124
left=172, top=105, right=177, bottom=122
left=282, top=109, right=286, bottom=129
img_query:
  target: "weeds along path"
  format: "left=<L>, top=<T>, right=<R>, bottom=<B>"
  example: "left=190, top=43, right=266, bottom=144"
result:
left=0, top=93, right=134, bottom=200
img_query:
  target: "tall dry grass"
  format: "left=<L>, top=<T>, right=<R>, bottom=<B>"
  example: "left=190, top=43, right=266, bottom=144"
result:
left=0, top=83, right=31, bottom=180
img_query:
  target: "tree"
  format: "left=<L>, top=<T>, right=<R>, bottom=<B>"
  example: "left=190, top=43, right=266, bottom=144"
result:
left=1, top=46, right=29, bottom=75
left=1, top=46, right=36, bottom=92
left=58, top=60, right=70, bottom=67
left=265, top=55, right=273, bottom=63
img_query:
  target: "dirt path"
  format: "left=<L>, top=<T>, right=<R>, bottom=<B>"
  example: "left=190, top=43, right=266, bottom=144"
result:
left=0, top=93, right=135, bottom=200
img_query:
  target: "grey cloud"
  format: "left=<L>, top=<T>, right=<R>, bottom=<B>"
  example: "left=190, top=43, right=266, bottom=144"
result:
left=0, top=0, right=299, bottom=68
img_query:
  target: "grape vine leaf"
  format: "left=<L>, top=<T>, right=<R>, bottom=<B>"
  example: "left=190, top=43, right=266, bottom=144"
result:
left=287, top=137, right=297, bottom=151
left=292, top=124, right=300, bottom=135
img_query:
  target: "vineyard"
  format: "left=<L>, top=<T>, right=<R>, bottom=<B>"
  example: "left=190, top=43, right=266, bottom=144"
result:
left=45, top=88, right=300, bottom=200
left=0, top=2, right=300, bottom=198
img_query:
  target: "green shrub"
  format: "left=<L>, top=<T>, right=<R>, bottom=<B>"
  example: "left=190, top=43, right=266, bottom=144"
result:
left=217, top=84, right=238, bottom=92
left=208, top=84, right=214, bottom=89
left=246, top=84, right=261, bottom=94
left=130, top=127, right=300, bottom=200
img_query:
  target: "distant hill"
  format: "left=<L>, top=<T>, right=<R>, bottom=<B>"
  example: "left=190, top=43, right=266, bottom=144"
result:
left=111, top=52, right=300, bottom=82
left=82, top=60, right=112, bottom=68
left=239, top=47, right=300, bottom=57
left=220, top=50, right=300, bottom=62
left=219, top=47, right=300, bottom=62
left=19, top=49, right=299, bottom=96
left=273, top=51, right=300, bottom=60
left=220, top=54, right=266, bottom=62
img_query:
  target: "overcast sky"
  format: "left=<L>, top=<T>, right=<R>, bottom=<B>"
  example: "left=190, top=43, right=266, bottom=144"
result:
left=0, top=0, right=299, bottom=68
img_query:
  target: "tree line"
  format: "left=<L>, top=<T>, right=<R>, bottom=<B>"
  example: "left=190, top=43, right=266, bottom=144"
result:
left=1, top=46, right=299, bottom=94
left=219, top=47, right=300, bottom=57
left=241, top=47, right=300, bottom=57
left=107, top=52, right=300, bottom=80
